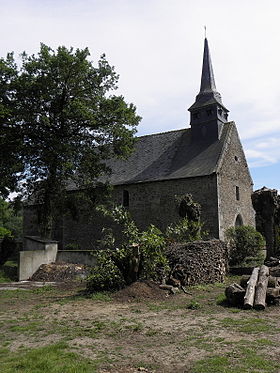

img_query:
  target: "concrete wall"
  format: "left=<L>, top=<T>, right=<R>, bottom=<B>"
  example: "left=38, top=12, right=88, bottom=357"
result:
left=19, top=237, right=58, bottom=281
left=218, top=123, right=255, bottom=240
left=56, top=250, right=96, bottom=266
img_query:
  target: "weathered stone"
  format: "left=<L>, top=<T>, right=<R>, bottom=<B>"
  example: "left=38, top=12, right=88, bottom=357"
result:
left=252, top=187, right=280, bottom=258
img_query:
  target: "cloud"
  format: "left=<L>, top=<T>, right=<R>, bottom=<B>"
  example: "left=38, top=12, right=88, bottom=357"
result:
left=244, top=137, right=280, bottom=168
left=0, top=0, right=280, bottom=188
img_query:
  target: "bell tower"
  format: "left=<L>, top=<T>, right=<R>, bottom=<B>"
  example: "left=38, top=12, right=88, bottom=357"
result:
left=189, top=38, right=229, bottom=142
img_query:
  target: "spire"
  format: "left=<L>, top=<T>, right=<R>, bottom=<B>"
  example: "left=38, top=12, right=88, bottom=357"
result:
left=188, top=36, right=229, bottom=142
left=199, top=38, right=217, bottom=94
left=189, top=37, right=227, bottom=111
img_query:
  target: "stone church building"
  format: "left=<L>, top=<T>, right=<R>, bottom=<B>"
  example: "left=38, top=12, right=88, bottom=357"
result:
left=24, top=38, right=255, bottom=249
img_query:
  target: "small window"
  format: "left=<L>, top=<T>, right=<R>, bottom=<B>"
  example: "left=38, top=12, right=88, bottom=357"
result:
left=123, top=190, right=129, bottom=207
left=218, top=108, right=223, bottom=116
left=206, top=109, right=212, bottom=116
left=235, top=186, right=240, bottom=201
left=234, top=156, right=239, bottom=162
left=193, top=112, right=200, bottom=120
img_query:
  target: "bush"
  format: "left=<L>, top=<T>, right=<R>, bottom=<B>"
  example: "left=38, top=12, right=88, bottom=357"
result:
left=86, top=206, right=170, bottom=292
left=165, top=218, right=206, bottom=243
left=225, top=225, right=265, bottom=266
left=87, top=204, right=207, bottom=293
left=86, top=251, right=125, bottom=292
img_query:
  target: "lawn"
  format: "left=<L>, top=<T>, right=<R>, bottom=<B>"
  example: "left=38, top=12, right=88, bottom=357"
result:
left=0, top=277, right=280, bottom=373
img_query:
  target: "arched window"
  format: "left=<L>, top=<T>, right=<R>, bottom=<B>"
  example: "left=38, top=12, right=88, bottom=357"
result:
left=235, top=214, right=243, bottom=227
left=179, top=199, right=188, bottom=218
left=123, top=190, right=129, bottom=207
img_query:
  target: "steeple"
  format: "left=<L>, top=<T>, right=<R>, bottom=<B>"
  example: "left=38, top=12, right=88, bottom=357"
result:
left=189, top=38, right=229, bottom=142
left=200, top=37, right=217, bottom=93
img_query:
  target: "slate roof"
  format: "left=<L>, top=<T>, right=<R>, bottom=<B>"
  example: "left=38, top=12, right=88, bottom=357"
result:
left=101, top=122, right=234, bottom=186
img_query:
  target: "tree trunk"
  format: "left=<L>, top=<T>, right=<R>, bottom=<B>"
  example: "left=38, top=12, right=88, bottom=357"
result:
left=244, top=267, right=259, bottom=309
left=225, top=283, right=245, bottom=306
left=254, top=265, right=269, bottom=310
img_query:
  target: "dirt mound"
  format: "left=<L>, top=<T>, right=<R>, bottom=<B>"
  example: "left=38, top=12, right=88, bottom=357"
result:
left=113, top=280, right=168, bottom=302
left=30, top=262, right=90, bottom=282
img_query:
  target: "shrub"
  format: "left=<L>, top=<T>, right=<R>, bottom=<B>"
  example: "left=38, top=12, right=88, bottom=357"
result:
left=225, top=225, right=265, bottom=266
left=86, top=206, right=169, bottom=292
left=86, top=251, right=125, bottom=292
left=165, top=218, right=206, bottom=243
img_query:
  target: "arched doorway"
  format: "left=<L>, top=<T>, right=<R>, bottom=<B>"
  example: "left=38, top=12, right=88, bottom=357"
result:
left=235, top=214, right=243, bottom=227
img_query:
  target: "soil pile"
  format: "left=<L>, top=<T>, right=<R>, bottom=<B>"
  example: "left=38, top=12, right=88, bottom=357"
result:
left=113, top=280, right=168, bottom=302
left=30, top=262, right=90, bottom=282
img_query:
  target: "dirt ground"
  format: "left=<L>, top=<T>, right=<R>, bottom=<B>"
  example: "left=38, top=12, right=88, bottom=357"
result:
left=1, top=279, right=280, bottom=372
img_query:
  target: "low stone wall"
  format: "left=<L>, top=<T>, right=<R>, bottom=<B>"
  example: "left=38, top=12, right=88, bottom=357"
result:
left=166, top=239, right=229, bottom=285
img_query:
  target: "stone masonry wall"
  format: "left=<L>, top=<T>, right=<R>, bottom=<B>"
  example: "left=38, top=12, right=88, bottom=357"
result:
left=61, top=174, right=219, bottom=249
left=218, top=123, right=255, bottom=239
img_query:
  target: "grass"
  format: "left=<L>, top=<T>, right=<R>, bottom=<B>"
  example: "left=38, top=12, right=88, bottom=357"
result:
left=88, top=291, right=113, bottom=302
left=192, top=347, right=280, bottom=373
left=0, top=342, right=102, bottom=373
left=1, top=276, right=280, bottom=372
left=219, top=317, right=275, bottom=334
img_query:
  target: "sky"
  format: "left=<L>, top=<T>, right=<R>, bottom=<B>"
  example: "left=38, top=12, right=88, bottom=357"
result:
left=1, top=0, right=279, bottom=191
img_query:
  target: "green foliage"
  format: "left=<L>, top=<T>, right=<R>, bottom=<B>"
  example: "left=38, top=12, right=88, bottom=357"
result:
left=86, top=251, right=125, bottom=292
left=0, top=44, right=141, bottom=236
left=0, top=227, right=12, bottom=239
left=0, top=197, right=22, bottom=239
left=165, top=217, right=206, bottom=243
left=87, top=206, right=169, bottom=292
left=139, top=224, right=168, bottom=280
left=0, top=54, right=23, bottom=199
left=225, top=225, right=266, bottom=266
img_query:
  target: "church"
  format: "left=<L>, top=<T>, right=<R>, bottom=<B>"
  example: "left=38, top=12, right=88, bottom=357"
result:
left=24, top=38, right=255, bottom=249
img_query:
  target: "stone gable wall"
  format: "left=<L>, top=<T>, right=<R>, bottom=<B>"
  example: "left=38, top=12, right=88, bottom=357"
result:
left=217, top=124, right=255, bottom=239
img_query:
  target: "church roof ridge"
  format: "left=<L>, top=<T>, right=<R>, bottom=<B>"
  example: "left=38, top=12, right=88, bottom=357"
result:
left=135, top=127, right=189, bottom=139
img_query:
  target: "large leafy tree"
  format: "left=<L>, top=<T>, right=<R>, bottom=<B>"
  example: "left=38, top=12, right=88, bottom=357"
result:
left=0, top=54, right=23, bottom=198
left=1, top=44, right=141, bottom=236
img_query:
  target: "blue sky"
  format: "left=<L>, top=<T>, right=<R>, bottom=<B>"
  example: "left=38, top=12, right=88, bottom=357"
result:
left=1, top=0, right=279, bottom=191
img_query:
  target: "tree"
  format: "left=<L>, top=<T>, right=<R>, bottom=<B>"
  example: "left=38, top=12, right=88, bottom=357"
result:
left=0, top=198, right=22, bottom=239
left=0, top=54, right=23, bottom=199
left=1, top=44, right=141, bottom=236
